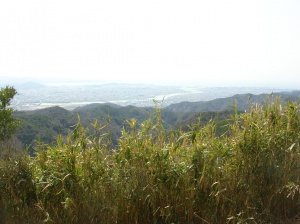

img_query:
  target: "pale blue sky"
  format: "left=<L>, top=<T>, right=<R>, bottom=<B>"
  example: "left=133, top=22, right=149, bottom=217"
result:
left=0, top=0, right=300, bottom=88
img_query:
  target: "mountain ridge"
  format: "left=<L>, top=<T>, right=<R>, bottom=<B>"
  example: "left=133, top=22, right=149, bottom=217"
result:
left=165, top=90, right=300, bottom=113
left=11, top=90, right=300, bottom=154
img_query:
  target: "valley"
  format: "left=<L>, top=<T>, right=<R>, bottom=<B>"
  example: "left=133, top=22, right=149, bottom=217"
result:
left=11, top=82, right=288, bottom=110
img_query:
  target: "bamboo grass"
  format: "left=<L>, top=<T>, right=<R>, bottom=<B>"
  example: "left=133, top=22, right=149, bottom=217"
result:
left=0, top=100, right=300, bottom=223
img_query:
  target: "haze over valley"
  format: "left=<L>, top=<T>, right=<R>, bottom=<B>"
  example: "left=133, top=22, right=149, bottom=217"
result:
left=8, top=80, right=291, bottom=111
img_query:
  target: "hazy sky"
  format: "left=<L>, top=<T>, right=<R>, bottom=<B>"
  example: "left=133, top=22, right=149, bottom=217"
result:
left=0, top=0, right=300, bottom=88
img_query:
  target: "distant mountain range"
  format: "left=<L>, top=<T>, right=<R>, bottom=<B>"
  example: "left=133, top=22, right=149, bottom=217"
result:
left=165, top=90, right=300, bottom=113
left=11, top=90, right=300, bottom=154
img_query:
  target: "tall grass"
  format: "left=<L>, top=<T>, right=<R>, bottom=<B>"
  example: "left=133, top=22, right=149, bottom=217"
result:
left=0, top=99, right=300, bottom=223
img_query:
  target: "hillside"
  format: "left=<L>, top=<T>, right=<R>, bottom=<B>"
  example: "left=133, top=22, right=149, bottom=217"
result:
left=12, top=90, right=300, bottom=153
left=166, top=90, right=300, bottom=112
left=13, top=107, right=77, bottom=153
left=13, top=104, right=194, bottom=152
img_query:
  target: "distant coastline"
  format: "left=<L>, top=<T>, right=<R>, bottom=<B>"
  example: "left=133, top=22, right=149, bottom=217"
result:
left=10, top=82, right=293, bottom=111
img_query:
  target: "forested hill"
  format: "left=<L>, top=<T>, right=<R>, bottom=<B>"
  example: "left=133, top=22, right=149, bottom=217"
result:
left=165, top=90, right=300, bottom=113
left=12, top=90, right=300, bottom=153
left=13, top=104, right=195, bottom=152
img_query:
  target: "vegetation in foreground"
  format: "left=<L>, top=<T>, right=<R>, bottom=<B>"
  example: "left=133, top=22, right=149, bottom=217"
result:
left=1, top=98, right=300, bottom=223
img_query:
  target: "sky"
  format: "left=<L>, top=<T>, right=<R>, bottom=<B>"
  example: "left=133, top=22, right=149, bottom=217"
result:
left=0, top=0, right=300, bottom=88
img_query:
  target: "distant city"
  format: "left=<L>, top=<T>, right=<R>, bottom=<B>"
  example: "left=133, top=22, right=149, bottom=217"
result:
left=8, top=81, right=291, bottom=111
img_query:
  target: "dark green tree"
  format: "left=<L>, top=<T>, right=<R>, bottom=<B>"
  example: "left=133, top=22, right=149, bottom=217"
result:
left=0, top=86, right=20, bottom=141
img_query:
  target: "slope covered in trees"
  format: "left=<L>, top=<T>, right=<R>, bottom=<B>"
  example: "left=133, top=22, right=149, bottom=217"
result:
left=13, top=104, right=232, bottom=152
left=166, top=90, right=300, bottom=112
left=12, top=91, right=300, bottom=154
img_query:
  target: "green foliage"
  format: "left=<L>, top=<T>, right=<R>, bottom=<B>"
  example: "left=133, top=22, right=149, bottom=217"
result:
left=13, top=104, right=221, bottom=151
left=1, top=99, right=300, bottom=223
left=0, top=86, right=20, bottom=142
left=13, top=107, right=78, bottom=153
